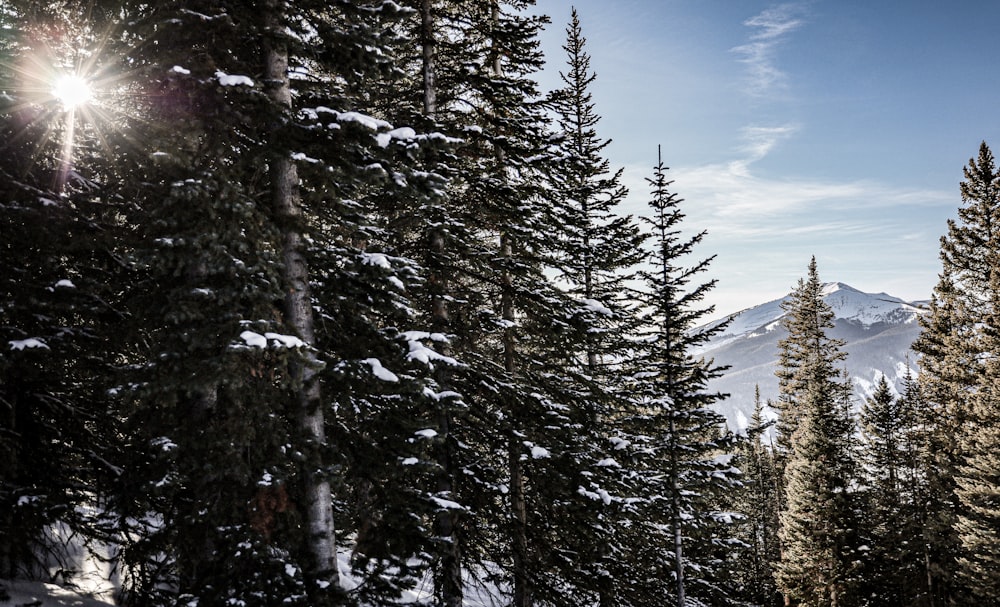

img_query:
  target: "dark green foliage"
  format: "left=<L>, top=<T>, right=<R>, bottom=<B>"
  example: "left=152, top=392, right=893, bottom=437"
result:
left=953, top=207, right=1000, bottom=603
left=727, top=389, right=782, bottom=607
left=618, top=150, right=738, bottom=607
left=526, top=10, right=649, bottom=606
left=913, top=142, right=1000, bottom=606
left=0, top=1, right=120, bottom=581
left=911, top=270, right=968, bottom=605
left=0, top=2, right=889, bottom=606
left=102, top=1, right=343, bottom=604
left=774, top=259, right=861, bottom=607
left=857, top=373, right=924, bottom=606
left=774, top=259, right=847, bottom=456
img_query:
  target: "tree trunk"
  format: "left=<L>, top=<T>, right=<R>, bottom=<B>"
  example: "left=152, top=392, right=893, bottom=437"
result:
left=502, top=229, right=531, bottom=607
left=509, top=433, right=530, bottom=607
left=421, top=0, right=437, bottom=120
left=419, top=2, right=463, bottom=603
left=488, top=3, right=530, bottom=603
left=262, top=0, right=337, bottom=585
left=670, top=416, right=685, bottom=607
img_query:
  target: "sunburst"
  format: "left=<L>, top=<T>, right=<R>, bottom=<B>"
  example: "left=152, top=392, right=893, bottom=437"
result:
left=0, top=12, right=137, bottom=194
left=52, top=73, right=93, bottom=111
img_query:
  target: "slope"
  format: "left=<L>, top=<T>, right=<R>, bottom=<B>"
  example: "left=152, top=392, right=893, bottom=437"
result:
left=698, top=283, right=924, bottom=431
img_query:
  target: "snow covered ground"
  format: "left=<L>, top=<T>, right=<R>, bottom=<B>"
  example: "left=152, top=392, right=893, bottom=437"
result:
left=2, top=544, right=509, bottom=607
left=1, top=579, right=115, bottom=606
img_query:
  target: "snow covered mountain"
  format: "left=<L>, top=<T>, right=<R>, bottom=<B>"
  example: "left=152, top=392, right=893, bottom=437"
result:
left=696, top=282, right=926, bottom=432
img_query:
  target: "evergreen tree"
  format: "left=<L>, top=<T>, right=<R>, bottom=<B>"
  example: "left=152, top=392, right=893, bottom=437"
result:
left=729, top=388, right=782, bottom=607
left=439, top=3, right=629, bottom=605
left=941, top=142, right=1000, bottom=314
left=535, top=9, right=649, bottom=605
left=351, top=3, right=619, bottom=605
left=108, top=2, right=311, bottom=600
left=911, top=270, right=969, bottom=606
left=105, top=1, right=427, bottom=604
left=774, top=258, right=861, bottom=607
left=858, top=373, right=923, bottom=606
left=0, top=1, right=119, bottom=582
left=621, top=148, right=737, bottom=607
left=357, top=3, right=491, bottom=603
left=774, top=260, right=845, bottom=457
left=952, top=162, right=1000, bottom=603
left=913, top=142, right=1000, bottom=605
left=549, top=7, right=645, bottom=373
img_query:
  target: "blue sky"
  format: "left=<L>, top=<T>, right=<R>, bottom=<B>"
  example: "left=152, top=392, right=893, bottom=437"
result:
left=533, top=1, right=1000, bottom=319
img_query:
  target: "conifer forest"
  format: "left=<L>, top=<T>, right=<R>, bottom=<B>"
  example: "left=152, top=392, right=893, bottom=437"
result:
left=2, top=2, right=1000, bottom=606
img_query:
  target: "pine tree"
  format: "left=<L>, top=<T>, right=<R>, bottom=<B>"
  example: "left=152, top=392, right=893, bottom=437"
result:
left=774, top=260, right=845, bottom=456
left=911, top=270, right=969, bottom=605
left=621, top=148, right=737, bottom=607
left=439, top=3, right=622, bottom=605
left=774, top=258, right=860, bottom=607
left=549, top=7, right=645, bottom=374
left=0, top=1, right=120, bottom=582
left=858, top=373, right=923, bottom=606
left=729, top=388, right=782, bottom=607
left=358, top=3, right=487, bottom=602
left=105, top=1, right=427, bottom=604
left=254, top=1, right=445, bottom=603
left=107, top=2, right=313, bottom=599
left=532, top=10, right=649, bottom=605
left=913, top=141, right=1000, bottom=605
left=951, top=155, right=1000, bottom=602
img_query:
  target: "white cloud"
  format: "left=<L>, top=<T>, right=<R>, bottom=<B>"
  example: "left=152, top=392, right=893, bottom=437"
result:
left=738, top=124, right=799, bottom=162
left=616, top=134, right=951, bottom=319
left=731, top=3, right=808, bottom=98
left=671, top=158, right=949, bottom=226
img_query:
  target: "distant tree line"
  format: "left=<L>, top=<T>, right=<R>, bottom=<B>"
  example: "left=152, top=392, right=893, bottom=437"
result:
left=1, top=2, right=997, bottom=606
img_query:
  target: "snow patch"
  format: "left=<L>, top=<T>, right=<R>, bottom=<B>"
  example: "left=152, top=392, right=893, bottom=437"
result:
left=363, top=358, right=399, bottom=382
left=431, top=496, right=464, bottom=511
left=291, top=152, right=320, bottom=164
left=240, top=330, right=267, bottom=348
left=9, top=338, right=49, bottom=351
left=0, top=579, right=115, bottom=607
left=264, top=332, right=306, bottom=348
left=151, top=436, right=178, bottom=452
left=609, top=436, right=631, bottom=450
left=530, top=445, right=550, bottom=459
left=337, top=111, right=391, bottom=131
left=581, top=298, right=613, bottom=317
left=376, top=126, right=418, bottom=148
left=215, top=71, right=254, bottom=87
left=360, top=252, right=392, bottom=269
left=238, top=331, right=307, bottom=349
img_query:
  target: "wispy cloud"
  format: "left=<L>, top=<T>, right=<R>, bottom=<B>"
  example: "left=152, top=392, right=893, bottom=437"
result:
left=729, top=123, right=801, bottom=176
left=672, top=160, right=949, bottom=227
left=731, top=3, right=807, bottom=98
left=620, top=125, right=950, bottom=242
left=619, top=151, right=950, bottom=316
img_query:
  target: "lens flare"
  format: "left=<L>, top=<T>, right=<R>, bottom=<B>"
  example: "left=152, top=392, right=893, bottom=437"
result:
left=52, top=74, right=93, bottom=110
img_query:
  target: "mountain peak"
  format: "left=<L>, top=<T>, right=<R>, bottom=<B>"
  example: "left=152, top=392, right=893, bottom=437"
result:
left=700, top=283, right=923, bottom=352
left=699, top=283, right=925, bottom=432
left=821, top=281, right=861, bottom=296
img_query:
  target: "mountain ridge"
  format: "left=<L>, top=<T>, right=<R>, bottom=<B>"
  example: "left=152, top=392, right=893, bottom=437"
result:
left=699, top=282, right=925, bottom=432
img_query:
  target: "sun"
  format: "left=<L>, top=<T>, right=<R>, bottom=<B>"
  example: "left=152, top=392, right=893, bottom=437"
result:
left=52, top=73, right=93, bottom=110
